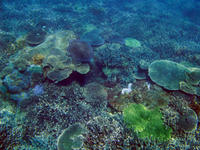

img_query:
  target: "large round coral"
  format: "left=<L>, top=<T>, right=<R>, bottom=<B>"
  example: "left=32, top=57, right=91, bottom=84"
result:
left=67, top=40, right=93, bottom=63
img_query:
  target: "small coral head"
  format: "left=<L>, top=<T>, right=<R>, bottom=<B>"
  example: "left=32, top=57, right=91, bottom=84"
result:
left=121, top=83, right=132, bottom=95
left=33, top=84, right=44, bottom=96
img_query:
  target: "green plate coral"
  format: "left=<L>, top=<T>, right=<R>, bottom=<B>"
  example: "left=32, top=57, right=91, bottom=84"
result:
left=57, top=123, right=87, bottom=150
left=123, top=103, right=172, bottom=141
left=124, top=38, right=141, bottom=48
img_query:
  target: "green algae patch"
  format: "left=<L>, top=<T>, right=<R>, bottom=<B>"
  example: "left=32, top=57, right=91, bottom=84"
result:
left=123, top=103, right=172, bottom=141
left=124, top=38, right=141, bottom=48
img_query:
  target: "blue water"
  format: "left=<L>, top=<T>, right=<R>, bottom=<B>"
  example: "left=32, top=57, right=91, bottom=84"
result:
left=0, top=0, right=200, bottom=149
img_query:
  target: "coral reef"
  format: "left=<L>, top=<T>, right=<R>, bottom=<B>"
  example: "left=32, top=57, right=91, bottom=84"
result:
left=83, top=113, right=125, bottom=149
left=1, top=0, right=200, bottom=149
left=0, top=105, right=55, bottom=150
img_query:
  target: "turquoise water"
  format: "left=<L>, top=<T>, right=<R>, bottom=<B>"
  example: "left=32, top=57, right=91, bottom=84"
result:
left=0, top=0, right=200, bottom=149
